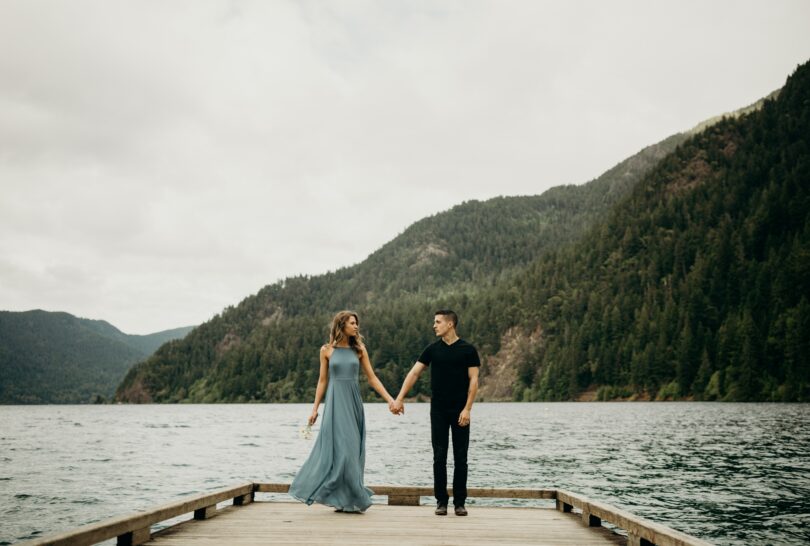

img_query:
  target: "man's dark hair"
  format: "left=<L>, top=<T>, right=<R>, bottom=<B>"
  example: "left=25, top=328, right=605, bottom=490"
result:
left=435, top=309, right=458, bottom=328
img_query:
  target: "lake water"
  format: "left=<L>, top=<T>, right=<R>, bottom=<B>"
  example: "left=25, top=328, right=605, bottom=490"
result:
left=1, top=403, right=808, bottom=545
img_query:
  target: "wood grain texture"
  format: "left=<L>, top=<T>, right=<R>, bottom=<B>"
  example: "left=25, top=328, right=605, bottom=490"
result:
left=556, top=490, right=713, bottom=546
left=16, top=483, right=254, bottom=546
left=16, top=484, right=713, bottom=546
left=146, top=502, right=626, bottom=546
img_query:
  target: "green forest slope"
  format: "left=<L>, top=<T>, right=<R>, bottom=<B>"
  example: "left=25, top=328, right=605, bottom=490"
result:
left=487, top=62, right=810, bottom=401
left=116, top=61, right=809, bottom=404
left=115, top=134, right=686, bottom=403
left=0, top=310, right=194, bottom=403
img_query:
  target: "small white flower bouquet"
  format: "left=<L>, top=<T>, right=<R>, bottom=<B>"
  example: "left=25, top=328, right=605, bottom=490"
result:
left=299, top=423, right=313, bottom=440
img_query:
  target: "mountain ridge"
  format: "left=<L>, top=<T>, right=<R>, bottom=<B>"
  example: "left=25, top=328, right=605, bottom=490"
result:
left=493, top=63, right=810, bottom=401
left=114, top=69, right=806, bottom=404
left=6, top=65, right=799, bottom=405
left=0, top=309, right=194, bottom=403
left=114, top=129, right=699, bottom=402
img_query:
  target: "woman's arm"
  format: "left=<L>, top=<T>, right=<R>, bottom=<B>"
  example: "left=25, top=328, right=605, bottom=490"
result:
left=359, top=346, right=395, bottom=404
left=309, top=345, right=330, bottom=425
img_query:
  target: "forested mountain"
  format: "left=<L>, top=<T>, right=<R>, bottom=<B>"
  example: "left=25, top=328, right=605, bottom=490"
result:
left=79, top=320, right=196, bottom=356
left=498, top=63, right=810, bottom=402
left=116, top=61, right=809, bottom=404
left=0, top=310, right=194, bottom=403
left=115, top=131, right=687, bottom=403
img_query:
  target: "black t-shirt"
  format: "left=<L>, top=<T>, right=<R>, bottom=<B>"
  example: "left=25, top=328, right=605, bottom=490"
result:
left=418, top=338, right=480, bottom=410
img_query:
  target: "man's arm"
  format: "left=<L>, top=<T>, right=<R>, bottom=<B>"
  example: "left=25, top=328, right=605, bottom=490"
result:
left=458, top=366, right=479, bottom=427
left=391, top=362, right=427, bottom=414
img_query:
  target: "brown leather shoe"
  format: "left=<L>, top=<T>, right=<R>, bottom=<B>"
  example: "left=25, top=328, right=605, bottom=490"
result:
left=435, top=504, right=447, bottom=516
left=454, top=505, right=468, bottom=516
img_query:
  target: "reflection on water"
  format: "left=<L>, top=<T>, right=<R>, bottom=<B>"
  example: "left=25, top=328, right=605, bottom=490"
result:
left=1, top=403, right=808, bottom=545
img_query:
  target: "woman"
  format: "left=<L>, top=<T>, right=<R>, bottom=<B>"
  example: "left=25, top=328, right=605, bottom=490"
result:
left=289, top=310, right=396, bottom=512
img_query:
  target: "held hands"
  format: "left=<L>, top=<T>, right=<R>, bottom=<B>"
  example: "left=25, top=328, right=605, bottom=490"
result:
left=458, top=409, right=471, bottom=427
left=389, top=399, right=405, bottom=415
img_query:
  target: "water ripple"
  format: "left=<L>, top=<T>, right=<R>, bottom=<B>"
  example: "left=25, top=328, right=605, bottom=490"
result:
left=0, top=403, right=808, bottom=545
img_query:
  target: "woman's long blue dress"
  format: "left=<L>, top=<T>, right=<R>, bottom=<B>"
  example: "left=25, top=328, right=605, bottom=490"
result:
left=289, top=347, right=374, bottom=512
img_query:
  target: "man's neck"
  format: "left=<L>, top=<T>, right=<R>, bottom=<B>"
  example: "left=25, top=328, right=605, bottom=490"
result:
left=441, top=332, right=459, bottom=345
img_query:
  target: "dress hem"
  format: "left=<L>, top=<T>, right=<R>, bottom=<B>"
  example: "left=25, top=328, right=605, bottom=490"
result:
left=288, top=490, right=373, bottom=513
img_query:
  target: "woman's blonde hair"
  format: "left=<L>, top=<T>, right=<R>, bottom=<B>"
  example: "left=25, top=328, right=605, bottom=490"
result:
left=328, top=310, right=365, bottom=357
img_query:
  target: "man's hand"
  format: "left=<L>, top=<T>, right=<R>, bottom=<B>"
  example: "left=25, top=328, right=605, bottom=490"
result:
left=389, top=399, right=405, bottom=415
left=458, top=409, right=471, bottom=427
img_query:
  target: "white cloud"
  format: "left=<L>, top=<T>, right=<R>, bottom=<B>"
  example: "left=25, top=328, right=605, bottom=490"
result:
left=1, top=0, right=809, bottom=333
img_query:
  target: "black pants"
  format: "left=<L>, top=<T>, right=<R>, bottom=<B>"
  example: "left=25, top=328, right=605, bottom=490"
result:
left=431, top=407, right=470, bottom=507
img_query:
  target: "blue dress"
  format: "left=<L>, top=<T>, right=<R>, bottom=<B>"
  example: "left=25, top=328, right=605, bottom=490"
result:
left=289, top=347, right=374, bottom=512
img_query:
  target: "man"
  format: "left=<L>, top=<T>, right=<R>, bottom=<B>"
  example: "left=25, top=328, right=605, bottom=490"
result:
left=390, top=310, right=480, bottom=516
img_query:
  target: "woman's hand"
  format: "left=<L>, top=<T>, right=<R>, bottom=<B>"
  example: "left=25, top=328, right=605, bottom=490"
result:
left=308, top=410, right=319, bottom=426
left=389, top=399, right=404, bottom=415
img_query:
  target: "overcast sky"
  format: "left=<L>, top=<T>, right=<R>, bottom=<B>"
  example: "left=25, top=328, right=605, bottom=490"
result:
left=1, top=1, right=809, bottom=334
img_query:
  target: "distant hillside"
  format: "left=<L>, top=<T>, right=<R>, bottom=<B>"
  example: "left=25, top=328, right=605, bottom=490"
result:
left=80, top=319, right=196, bottom=355
left=686, top=89, right=781, bottom=135
left=116, top=62, right=808, bottom=405
left=490, top=61, right=810, bottom=401
left=115, top=128, right=688, bottom=403
left=0, top=310, right=194, bottom=403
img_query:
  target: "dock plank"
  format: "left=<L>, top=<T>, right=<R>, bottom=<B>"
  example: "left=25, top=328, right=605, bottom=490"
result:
left=146, top=502, right=625, bottom=546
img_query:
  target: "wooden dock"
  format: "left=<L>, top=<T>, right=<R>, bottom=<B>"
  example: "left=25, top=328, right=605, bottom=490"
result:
left=145, top=501, right=623, bottom=546
left=18, top=483, right=713, bottom=546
